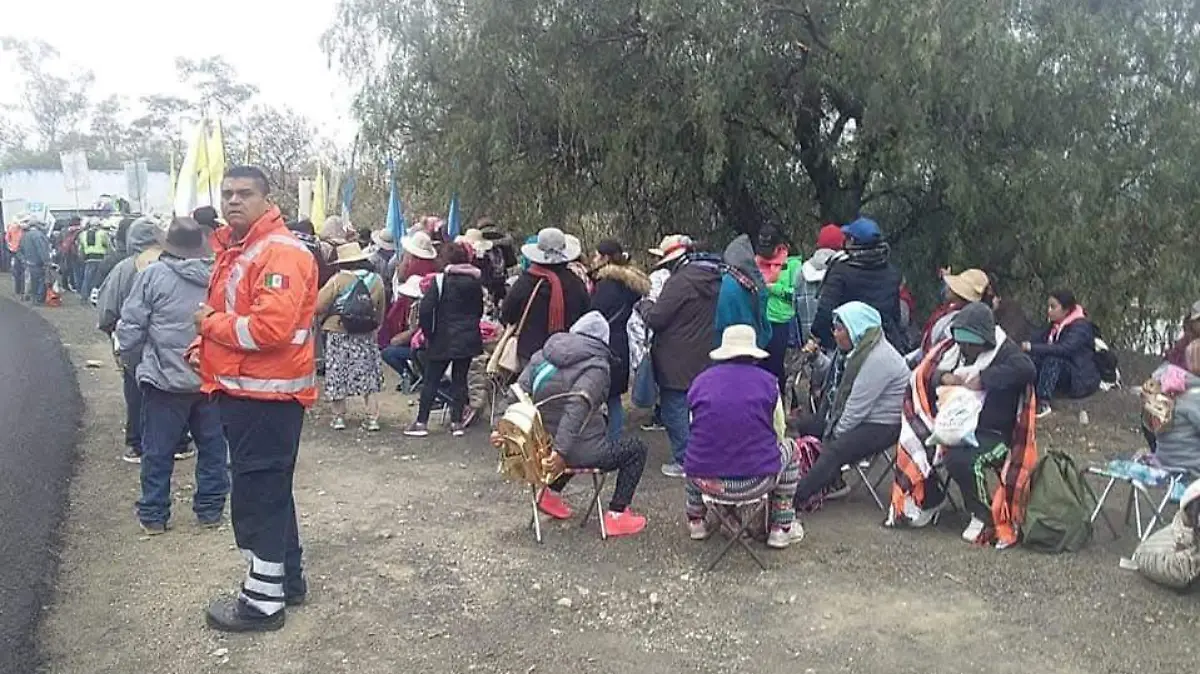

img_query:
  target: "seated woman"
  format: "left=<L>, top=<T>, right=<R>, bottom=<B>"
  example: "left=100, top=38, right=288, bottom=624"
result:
left=889, top=303, right=1037, bottom=547
left=685, top=324, right=804, bottom=548
left=1144, top=341, right=1200, bottom=475
left=791, top=302, right=909, bottom=508
left=1021, top=289, right=1100, bottom=418
left=517, top=311, right=649, bottom=537
left=379, top=274, right=425, bottom=387
left=1164, top=301, right=1200, bottom=369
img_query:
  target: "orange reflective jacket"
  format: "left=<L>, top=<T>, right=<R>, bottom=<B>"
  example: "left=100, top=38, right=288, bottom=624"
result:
left=5, top=224, right=24, bottom=253
left=198, top=207, right=319, bottom=406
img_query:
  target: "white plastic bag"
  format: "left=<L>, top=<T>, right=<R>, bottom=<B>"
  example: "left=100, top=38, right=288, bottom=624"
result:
left=926, top=386, right=985, bottom=448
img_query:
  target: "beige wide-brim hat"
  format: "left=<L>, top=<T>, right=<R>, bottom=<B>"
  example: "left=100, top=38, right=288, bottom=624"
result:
left=457, top=227, right=494, bottom=254
left=521, top=227, right=581, bottom=265
left=335, top=242, right=371, bottom=264
left=944, top=268, right=990, bottom=303
left=397, top=274, right=425, bottom=298
left=709, top=324, right=769, bottom=361
left=649, top=234, right=693, bottom=268
left=401, top=230, right=438, bottom=260
left=370, top=228, right=396, bottom=251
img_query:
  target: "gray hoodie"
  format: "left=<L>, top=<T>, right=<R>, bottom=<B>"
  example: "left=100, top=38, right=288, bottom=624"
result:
left=1153, top=365, right=1200, bottom=475
left=96, top=218, right=162, bottom=334
left=518, top=312, right=612, bottom=466
left=116, top=256, right=213, bottom=393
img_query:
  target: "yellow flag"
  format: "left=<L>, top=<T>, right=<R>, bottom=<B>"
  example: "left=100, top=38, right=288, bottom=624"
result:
left=311, top=167, right=327, bottom=231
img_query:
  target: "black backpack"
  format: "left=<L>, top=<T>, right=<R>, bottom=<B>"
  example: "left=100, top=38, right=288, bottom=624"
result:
left=336, top=271, right=380, bottom=334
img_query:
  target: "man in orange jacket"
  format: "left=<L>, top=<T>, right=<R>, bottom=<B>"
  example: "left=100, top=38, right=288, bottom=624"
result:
left=195, top=165, right=318, bottom=632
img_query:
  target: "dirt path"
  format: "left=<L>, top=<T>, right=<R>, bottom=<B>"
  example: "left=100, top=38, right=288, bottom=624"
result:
left=24, top=287, right=1197, bottom=674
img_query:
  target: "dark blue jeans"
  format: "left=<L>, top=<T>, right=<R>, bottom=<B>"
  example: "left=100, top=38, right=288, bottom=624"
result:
left=27, top=265, right=45, bottom=304
left=218, top=394, right=305, bottom=603
left=659, top=387, right=690, bottom=465
left=137, top=386, right=229, bottom=524
left=11, top=255, right=24, bottom=296
left=81, top=259, right=103, bottom=303
left=122, top=368, right=144, bottom=449
left=381, top=344, right=413, bottom=377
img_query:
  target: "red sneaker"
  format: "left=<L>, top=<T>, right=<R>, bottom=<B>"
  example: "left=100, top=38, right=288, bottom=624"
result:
left=603, top=510, right=647, bottom=537
left=538, top=490, right=573, bottom=520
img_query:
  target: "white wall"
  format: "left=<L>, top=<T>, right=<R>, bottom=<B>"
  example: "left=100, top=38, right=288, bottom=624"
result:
left=0, top=169, right=171, bottom=212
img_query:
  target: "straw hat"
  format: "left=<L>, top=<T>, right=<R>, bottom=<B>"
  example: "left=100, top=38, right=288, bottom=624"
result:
left=649, top=234, right=693, bottom=267
left=401, top=230, right=438, bottom=260
left=521, top=227, right=581, bottom=265
left=944, top=269, right=990, bottom=303
left=370, top=228, right=396, bottom=251
left=709, top=325, right=769, bottom=361
left=397, top=274, right=425, bottom=299
left=334, top=242, right=371, bottom=264
left=456, top=227, right=494, bottom=254
left=159, top=218, right=209, bottom=259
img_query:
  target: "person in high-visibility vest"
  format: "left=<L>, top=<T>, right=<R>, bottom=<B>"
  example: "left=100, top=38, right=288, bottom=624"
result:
left=78, top=218, right=112, bottom=305
left=196, top=165, right=317, bottom=632
left=5, top=218, right=26, bottom=298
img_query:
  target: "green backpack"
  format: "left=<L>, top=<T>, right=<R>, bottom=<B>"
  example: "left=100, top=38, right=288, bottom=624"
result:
left=1022, top=450, right=1094, bottom=554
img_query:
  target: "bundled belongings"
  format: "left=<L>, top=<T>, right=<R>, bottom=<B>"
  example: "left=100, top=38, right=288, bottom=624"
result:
left=1133, top=479, right=1200, bottom=591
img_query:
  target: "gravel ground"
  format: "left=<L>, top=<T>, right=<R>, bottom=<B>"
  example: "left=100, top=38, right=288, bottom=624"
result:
left=21, top=283, right=1198, bottom=674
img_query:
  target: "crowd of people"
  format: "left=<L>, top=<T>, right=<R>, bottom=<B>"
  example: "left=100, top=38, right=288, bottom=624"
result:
left=15, top=160, right=1200, bottom=632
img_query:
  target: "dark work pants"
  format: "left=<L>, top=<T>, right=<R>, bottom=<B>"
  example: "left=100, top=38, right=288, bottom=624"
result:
left=549, top=437, right=649, bottom=512
left=925, top=430, right=1009, bottom=524
left=763, top=321, right=790, bottom=394
left=218, top=394, right=305, bottom=616
left=11, top=255, right=24, bottom=296
left=27, top=265, right=45, bottom=304
left=417, top=358, right=470, bottom=423
left=791, top=417, right=901, bottom=507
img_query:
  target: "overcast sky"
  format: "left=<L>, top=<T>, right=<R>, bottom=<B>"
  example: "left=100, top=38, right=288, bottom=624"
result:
left=1, top=0, right=356, bottom=145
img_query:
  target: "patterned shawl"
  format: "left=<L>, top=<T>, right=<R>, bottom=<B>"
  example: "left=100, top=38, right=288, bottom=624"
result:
left=889, top=338, right=1039, bottom=547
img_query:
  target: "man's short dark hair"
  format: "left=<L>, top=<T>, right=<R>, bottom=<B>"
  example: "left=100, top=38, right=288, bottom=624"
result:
left=223, top=165, right=271, bottom=196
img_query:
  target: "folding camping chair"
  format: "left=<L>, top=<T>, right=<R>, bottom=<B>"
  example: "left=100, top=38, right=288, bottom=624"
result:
left=694, top=478, right=776, bottom=573
left=846, top=448, right=897, bottom=510
left=528, top=469, right=614, bottom=543
left=1084, top=459, right=1190, bottom=541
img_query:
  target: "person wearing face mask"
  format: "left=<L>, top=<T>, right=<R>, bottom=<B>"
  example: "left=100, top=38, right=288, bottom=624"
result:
left=790, top=302, right=909, bottom=510
left=888, top=302, right=1037, bottom=548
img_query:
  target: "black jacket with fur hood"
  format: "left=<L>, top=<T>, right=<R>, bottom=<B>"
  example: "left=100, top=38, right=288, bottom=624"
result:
left=590, top=263, right=650, bottom=398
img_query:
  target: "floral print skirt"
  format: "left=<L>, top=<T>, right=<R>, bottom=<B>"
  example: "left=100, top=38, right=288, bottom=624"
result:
left=323, top=332, right=384, bottom=400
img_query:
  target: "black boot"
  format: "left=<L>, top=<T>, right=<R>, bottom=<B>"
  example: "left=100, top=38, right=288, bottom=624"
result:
left=285, top=576, right=308, bottom=607
left=205, top=597, right=285, bottom=633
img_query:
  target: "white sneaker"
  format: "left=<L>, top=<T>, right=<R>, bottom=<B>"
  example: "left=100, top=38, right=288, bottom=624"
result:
left=688, top=519, right=711, bottom=540
left=909, top=501, right=946, bottom=528
left=330, top=416, right=347, bottom=431
left=767, top=523, right=805, bottom=548
left=962, top=516, right=986, bottom=543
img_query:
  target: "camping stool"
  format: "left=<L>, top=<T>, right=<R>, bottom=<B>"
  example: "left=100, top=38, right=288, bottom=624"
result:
left=1084, top=461, right=1189, bottom=540
left=696, top=478, right=777, bottom=573
left=565, top=467, right=611, bottom=540
left=527, top=468, right=613, bottom=543
left=847, top=448, right=896, bottom=510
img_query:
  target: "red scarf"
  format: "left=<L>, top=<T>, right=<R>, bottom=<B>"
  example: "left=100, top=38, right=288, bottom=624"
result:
left=527, top=264, right=566, bottom=332
left=1049, top=305, right=1086, bottom=342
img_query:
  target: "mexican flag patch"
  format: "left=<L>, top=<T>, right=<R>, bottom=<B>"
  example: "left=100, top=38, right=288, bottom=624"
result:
left=264, top=273, right=289, bottom=290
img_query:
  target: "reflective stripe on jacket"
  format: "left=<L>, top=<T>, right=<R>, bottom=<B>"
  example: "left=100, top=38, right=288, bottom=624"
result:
left=80, top=228, right=110, bottom=260
left=198, top=207, right=319, bottom=406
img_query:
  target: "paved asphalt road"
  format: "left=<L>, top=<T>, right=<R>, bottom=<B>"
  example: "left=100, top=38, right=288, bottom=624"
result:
left=0, top=297, right=81, bottom=674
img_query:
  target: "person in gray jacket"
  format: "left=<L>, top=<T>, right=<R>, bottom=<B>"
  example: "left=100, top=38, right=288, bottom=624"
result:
left=116, top=217, right=228, bottom=534
left=791, top=301, right=910, bottom=508
left=97, top=217, right=166, bottom=463
left=17, top=219, right=52, bottom=305
left=1147, top=341, right=1200, bottom=476
left=517, top=311, right=650, bottom=537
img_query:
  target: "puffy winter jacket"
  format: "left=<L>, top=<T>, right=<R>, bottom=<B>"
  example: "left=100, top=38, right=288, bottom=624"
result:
left=116, top=256, right=213, bottom=393
left=198, top=207, right=319, bottom=406
left=518, top=326, right=611, bottom=467
left=643, top=254, right=722, bottom=391
left=418, top=264, right=485, bottom=361
left=590, top=263, right=650, bottom=398
left=1030, top=319, right=1101, bottom=399
left=96, top=219, right=163, bottom=334
left=810, top=244, right=906, bottom=351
